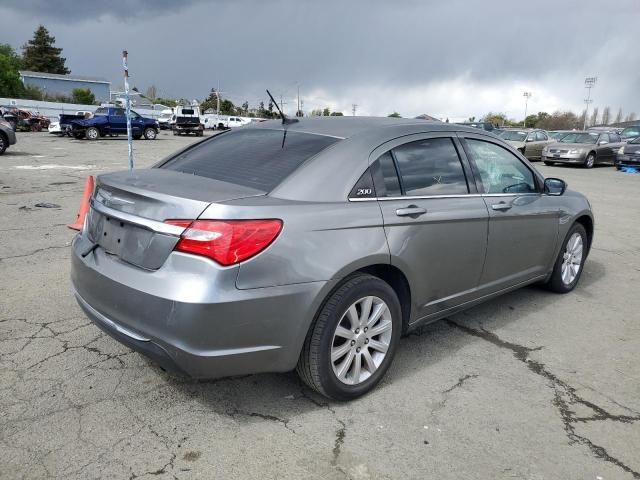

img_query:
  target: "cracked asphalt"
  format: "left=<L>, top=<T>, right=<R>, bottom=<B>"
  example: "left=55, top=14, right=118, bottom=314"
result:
left=1, top=131, right=639, bottom=480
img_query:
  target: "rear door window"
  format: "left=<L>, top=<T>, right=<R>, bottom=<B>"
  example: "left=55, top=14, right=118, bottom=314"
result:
left=160, top=128, right=340, bottom=191
left=391, top=138, right=469, bottom=196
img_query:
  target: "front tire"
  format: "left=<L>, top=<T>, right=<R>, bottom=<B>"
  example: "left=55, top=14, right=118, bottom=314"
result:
left=85, top=127, right=100, bottom=140
left=0, top=134, right=7, bottom=155
left=143, top=127, right=157, bottom=140
left=584, top=153, right=596, bottom=169
left=545, top=223, right=588, bottom=293
left=297, top=274, right=402, bottom=400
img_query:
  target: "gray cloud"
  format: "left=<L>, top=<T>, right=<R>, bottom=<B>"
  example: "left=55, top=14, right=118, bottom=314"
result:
left=1, top=0, right=638, bottom=119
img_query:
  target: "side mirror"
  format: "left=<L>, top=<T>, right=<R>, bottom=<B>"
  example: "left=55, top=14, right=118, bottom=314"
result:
left=544, top=178, right=567, bottom=196
left=598, top=140, right=608, bottom=145
left=526, top=137, right=534, bottom=142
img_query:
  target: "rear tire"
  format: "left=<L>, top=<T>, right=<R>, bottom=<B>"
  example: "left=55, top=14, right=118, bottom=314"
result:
left=85, top=127, right=100, bottom=140
left=545, top=223, right=588, bottom=293
left=544, top=161, right=554, bottom=166
left=297, top=274, right=402, bottom=400
left=0, top=133, right=7, bottom=155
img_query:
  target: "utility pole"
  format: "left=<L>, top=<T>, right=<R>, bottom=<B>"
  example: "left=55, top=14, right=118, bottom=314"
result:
left=297, top=84, right=300, bottom=114
left=522, top=92, right=532, bottom=127
left=122, top=50, right=134, bottom=170
left=352, top=104, right=357, bottom=116
left=279, top=95, right=287, bottom=114
left=583, top=77, right=597, bottom=130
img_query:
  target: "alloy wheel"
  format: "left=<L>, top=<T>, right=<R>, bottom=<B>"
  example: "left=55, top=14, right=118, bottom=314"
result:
left=331, top=296, right=393, bottom=385
left=561, top=232, right=583, bottom=285
left=86, top=128, right=99, bottom=140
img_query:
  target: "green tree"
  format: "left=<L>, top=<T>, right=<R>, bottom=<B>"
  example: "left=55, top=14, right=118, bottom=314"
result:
left=241, top=101, right=249, bottom=115
left=156, top=97, right=178, bottom=108
left=22, top=25, right=70, bottom=74
left=0, top=44, right=25, bottom=97
left=387, top=112, right=401, bottom=118
left=524, top=114, right=539, bottom=128
left=330, top=111, right=344, bottom=116
left=71, top=88, right=95, bottom=105
left=537, top=111, right=581, bottom=130
left=322, top=107, right=331, bottom=116
left=482, top=112, right=515, bottom=127
left=219, top=99, right=236, bottom=115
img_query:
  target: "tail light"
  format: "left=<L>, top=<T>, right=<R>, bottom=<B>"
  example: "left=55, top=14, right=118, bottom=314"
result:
left=164, top=219, right=283, bottom=266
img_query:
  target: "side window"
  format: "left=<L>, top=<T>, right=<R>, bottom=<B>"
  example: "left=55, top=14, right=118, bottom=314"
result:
left=113, top=108, right=126, bottom=116
left=536, top=131, right=548, bottom=141
left=599, top=134, right=608, bottom=144
left=464, top=139, right=537, bottom=194
left=391, top=138, right=469, bottom=196
left=376, top=151, right=402, bottom=197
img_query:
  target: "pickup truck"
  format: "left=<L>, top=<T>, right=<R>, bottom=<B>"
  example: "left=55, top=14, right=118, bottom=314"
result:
left=71, top=106, right=159, bottom=140
left=49, top=111, right=92, bottom=136
left=172, top=106, right=204, bottom=136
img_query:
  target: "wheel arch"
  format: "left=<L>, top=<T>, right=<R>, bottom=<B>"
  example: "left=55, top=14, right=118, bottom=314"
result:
left=575, top=214, right=594, bottom=254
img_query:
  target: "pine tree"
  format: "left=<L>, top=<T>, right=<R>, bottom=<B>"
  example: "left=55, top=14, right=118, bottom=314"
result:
left=22, top=25, right=70, bottom=74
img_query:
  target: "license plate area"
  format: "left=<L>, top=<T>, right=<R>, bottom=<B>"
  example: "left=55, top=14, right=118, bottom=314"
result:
left=88, top=208, right=153, bottom=258
left=86, top=207, right=179, bottom=270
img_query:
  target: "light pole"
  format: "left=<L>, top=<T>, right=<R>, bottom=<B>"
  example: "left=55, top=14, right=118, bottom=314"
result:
left=583, top=77, right=597, bottom=130
left=523, top=92, right=532, bottom=127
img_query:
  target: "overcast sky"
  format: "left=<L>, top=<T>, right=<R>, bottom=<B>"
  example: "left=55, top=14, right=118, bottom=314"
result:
left=1, top=0, right=638, bottom=120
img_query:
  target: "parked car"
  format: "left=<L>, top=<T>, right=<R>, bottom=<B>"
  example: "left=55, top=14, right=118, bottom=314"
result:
left=49, top=111, right=93, bottom=136
left=456, top=121, right=495, bottom=132
left=498, top=128, right=553, bottom=161
left=548, top=130, right=573, bottom=141
left=4, top=108, right=50, bottom=132
left=620, top=125, right=640, bottom=142
left=542, top=131, right=624, bottom=168
left=157, top=109, right=173, bottom=130
left=71, top=118, right=594, bottom=400
left=615, top=136, right=640, bottom=170
left=71, top=107, right=159, bottom=140
left=0, top=114, right=17, bottom=155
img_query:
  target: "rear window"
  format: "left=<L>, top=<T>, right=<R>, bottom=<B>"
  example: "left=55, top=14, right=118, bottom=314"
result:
left=160, top=128, right=340, bottom=191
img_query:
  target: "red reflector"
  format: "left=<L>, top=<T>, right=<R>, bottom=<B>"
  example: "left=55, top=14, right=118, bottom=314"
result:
left=164, top=219, right=283, bottom=266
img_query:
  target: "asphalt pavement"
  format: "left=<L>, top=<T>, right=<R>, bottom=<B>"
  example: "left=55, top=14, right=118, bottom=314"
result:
left=1, top=130, right=639, bottom=479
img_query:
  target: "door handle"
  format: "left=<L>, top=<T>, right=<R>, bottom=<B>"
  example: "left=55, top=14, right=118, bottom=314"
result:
left=491, top=202, right=512, bottom=211
left=395, top=206, right=427, bottom=217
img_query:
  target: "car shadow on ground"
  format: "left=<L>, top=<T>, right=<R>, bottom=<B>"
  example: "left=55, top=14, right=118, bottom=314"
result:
left=139, top=258, right=605, bottom=419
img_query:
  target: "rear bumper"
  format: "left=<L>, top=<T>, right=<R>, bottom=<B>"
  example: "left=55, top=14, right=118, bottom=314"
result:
left=70, top=234, right=329, bottom=379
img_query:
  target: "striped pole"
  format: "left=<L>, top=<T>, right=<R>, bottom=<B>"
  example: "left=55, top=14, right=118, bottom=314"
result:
left=122, top=50, right=134, bottom=170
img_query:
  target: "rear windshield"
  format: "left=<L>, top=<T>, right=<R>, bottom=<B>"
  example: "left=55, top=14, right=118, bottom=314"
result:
left=160, top=128, right=340, bottom=191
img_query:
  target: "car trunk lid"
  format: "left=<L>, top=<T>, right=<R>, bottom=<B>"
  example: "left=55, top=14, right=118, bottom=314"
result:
left=87, top=169, right=264, bottom=270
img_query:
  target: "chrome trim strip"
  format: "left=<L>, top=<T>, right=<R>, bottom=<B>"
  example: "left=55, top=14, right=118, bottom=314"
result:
left=349, top=193, right=540, bottom=202
left=90, top=198, right=185, bottom=236
left=73, top=288, right=150, bottom=342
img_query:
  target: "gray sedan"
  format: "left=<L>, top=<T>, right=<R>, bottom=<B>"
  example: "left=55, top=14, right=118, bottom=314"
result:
left=499, top=128, right=553, bottom=161
left=71, top=118, right=594, bottom=400
left=542, top=131, right=624, bottom=168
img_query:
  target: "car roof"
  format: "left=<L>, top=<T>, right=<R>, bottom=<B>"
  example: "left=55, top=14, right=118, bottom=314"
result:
left=251, top=116, right=448, bottom=139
